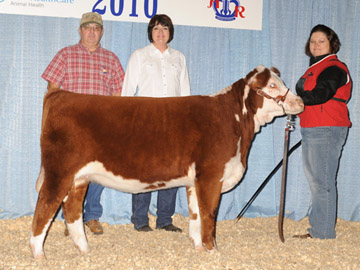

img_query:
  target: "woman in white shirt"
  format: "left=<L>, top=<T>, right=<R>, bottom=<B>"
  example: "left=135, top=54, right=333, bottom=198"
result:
left=122, top=14, right=190, bottom=232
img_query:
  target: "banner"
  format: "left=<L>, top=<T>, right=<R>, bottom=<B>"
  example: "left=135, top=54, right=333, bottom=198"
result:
left=0, top=0, right=263, bottom=30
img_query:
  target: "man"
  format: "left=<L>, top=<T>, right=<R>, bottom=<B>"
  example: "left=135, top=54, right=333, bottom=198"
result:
left=42, top=12, right=125, bottom=235
left=122, top=14, right=190, bottom=232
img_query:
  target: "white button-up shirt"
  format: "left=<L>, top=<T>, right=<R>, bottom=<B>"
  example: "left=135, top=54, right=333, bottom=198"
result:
left=122, top=44, right=190, bottom=97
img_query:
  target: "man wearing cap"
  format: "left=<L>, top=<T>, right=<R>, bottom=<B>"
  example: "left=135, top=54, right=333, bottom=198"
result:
left=42, top=12, right=125, bottom=235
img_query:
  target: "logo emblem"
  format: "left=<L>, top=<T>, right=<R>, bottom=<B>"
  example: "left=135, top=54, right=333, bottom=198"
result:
left=208, top=0, right=245, bottom=22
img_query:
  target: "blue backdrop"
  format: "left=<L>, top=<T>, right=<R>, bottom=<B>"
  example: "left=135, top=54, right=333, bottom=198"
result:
left=1, top=0, right=359, bottom=224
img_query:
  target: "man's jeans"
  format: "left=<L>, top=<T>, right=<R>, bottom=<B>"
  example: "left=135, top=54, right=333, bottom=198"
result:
left=83, top=183, right=104, bottom=223
left=301, top=126, right=348, bottom=239
left=131, top=187, right=178, bottom=229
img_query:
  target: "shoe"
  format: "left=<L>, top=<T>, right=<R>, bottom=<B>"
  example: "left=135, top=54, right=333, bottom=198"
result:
left=135, top=225, right=153, bottom=232
left=86, top=220, right=104, bottom=235
left=293, top=233, right=312, bottom=239
left=64, top=226, right=69, bottom=237
left=157, top=224, right=182, bottom=233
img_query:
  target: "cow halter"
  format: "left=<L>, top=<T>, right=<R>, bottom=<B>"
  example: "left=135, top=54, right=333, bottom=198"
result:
left=255, top=88, right=290, bottom=105
left=255, top=87, right=290, bottom=114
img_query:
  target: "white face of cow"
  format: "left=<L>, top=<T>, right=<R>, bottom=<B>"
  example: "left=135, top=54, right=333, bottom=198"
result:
left=244, top=65, right=304, bottom=130
left=267, top=69, right=304, bottom=115
left=250, top=66, right=304, bottom=120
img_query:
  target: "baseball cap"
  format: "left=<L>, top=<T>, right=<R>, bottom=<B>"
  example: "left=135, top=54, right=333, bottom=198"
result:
left=80, top=12, right=103, bottom=27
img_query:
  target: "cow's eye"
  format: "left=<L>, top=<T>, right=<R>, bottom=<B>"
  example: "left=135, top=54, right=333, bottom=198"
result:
left=270, top=83, right=276, bottom=88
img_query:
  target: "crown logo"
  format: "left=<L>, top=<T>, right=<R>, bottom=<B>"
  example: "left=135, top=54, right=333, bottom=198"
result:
left=208, top=0, right=244, bottom=22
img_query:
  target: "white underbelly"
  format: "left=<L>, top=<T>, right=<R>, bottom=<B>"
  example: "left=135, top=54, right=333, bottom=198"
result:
left=74, top=161, right=196, bottom=193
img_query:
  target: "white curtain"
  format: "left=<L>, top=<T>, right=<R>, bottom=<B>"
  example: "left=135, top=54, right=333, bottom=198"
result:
left=1, top=0, right=359, bottom=224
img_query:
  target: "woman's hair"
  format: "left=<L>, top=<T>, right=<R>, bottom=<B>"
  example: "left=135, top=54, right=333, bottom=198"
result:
left=147, top=14, right=174, bottom=43
left=305, top=24, right=341, bottom=56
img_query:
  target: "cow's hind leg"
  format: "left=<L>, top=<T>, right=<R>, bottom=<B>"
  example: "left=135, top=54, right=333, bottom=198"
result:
left=30, top=177, right=72, bottom=259
left=62, top=180, right=90, bottom=255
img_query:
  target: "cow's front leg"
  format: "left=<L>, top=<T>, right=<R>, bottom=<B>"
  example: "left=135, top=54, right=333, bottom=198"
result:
left=62, top=181, right=90, bottom=255
left=186, top=186, right=203, bottom=250
left=195, top=174, right=222, bottom=252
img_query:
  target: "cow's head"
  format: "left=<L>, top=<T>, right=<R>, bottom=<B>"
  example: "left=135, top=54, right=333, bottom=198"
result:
left=245, top=65, right=304, bottom=119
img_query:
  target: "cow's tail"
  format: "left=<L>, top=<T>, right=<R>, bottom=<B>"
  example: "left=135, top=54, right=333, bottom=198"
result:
left=36, top=88, right=60, bottom=192
left=35, top=165, right=45, bottom=192
left=41, top=88, right=60, bottom=132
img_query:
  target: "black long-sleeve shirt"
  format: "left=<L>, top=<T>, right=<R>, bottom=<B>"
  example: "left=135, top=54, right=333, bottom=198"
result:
left=296, top=54, right=348, bottom=106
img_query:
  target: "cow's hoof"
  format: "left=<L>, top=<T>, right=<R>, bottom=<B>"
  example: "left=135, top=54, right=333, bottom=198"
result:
left=33, top=252, right=46, bottom=260
left=30, top=243, right=46, bottom=260
left=76, top=244, right=90, bottom=255
left=206, top=247, right=218, bottom=253
left=80, top=250, right=90, bottom=256
left=194, top=244, right=206, bottom=252
left=203, top=242, right=218, bottom=253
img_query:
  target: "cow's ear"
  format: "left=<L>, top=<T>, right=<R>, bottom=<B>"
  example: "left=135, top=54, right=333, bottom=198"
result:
left=270, top=67, right=281, bottom=77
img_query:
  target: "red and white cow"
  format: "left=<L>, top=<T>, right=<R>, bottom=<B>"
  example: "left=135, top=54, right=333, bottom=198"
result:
left=30, top=65, right=304, bottom=259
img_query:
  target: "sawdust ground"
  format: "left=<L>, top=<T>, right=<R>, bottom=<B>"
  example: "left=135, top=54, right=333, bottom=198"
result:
left=1, top=215, right=359, bottom=269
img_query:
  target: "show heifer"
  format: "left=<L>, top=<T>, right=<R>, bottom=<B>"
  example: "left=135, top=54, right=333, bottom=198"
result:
left=30, top=65, right=304, bottom=259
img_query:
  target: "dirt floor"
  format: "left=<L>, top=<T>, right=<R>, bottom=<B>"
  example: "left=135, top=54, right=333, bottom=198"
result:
left=0, top=215, right=359, bottom=270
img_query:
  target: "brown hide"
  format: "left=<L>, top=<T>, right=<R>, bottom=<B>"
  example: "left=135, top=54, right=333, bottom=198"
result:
left=41, top=82, right=261, bottom=184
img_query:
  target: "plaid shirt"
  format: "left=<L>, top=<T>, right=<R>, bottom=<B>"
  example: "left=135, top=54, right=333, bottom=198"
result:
left=42, top=42, right=124, bottom=96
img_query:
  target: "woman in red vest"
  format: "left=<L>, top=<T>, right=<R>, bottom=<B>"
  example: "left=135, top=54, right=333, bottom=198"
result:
left=294, top=24, right=352, bottom=239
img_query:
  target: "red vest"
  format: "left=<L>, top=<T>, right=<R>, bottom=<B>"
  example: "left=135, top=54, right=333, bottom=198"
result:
left=298, top=54, right=351, bottom=128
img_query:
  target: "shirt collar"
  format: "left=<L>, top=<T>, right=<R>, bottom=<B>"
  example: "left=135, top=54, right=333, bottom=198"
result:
left=78, top=41, right=102, bottom=54
left=150, top=43, right=171, bottom=56
left=309, top=53, right=331, bottom=66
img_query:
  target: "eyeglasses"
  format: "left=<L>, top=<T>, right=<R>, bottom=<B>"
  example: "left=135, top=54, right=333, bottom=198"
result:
left=82, top=25, right=102, bottom=32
